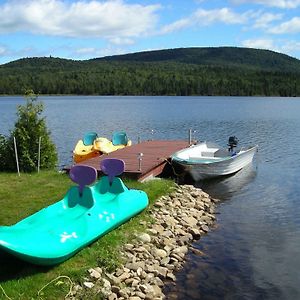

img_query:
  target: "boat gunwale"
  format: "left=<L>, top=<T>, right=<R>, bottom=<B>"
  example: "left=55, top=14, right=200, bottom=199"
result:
left=171, top=144, right=258, bottom=166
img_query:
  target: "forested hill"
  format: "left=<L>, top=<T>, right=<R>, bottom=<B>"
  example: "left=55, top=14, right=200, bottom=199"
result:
left=94, top=47, right=300, bottom=73
left=1, top=47, right=300, bottom=96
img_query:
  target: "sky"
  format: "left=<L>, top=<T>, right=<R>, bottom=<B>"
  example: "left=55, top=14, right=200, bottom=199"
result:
left=0, top=0, right=300, bottom=64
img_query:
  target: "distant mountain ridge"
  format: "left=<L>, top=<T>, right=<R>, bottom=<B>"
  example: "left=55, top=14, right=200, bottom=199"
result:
left=1, top=47, right=300, bottom=96
left=93, top=47, right=300, bottom=73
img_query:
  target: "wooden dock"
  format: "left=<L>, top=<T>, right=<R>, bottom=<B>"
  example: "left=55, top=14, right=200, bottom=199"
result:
left=70, top=140, right=189, bottom=181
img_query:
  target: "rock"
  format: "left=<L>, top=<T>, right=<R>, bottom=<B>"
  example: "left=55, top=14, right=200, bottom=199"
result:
left=189, top=228, right=201, bottom=239
left=81, top=184, right=216, bottom=300
left=137, top=233, right=151, bottom=243
left=154, top=266, right=168, bottom=278
left=154, top=248, right=168, bottom=259
left=201, top=224, right=210, bottom=232
left=166, top=272, right=176, bottom=281
left=111, top=285, right=120, bottom=294
left=191, top=247, right=206, bottom=256
left=118, top=271, right=131, bottom=282
left=83, top=281, right=94, bottom=289
left=108, top=293, right=118, bottom=300
left=182, top=216, right=198, bottom=227
left=126, top=261, right=146, bottom=271
left=119, top=287, right=130, bottom=298
left=135, top=291, right=146, bottom=298
left=88, top=268, right=102, bottom=280
left=101, top=278, right=112, bottom=296
left=106, top=273, right=121, bottom=285
left=172, top=245, right=188, bottom=256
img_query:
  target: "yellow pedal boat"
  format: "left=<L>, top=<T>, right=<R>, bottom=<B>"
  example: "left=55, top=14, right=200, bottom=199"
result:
left=94, top=131, right=132, bottom=154
left=73, top=132, right=107, bottom=163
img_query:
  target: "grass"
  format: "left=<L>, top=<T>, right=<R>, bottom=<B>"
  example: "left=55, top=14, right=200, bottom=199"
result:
left=0, top=171, right=175, bottom=299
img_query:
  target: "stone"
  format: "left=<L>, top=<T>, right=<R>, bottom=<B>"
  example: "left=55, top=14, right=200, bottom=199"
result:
left=137, top=233, right=152, bottom=243
left=126, top=261, right=145, bottom=271
left=83, top=281, right=94, bottom=289
left=154, top=248, right=168, bottom=259
left=118, top=271, right=131, bottom=282
left=201, top=224, right=210, bottom=232
left=111, top=285, right=120, bottom=294
left=166, top=272, right=176, bottom=281
left=81, top=184, right=216, bottom=300
left=88, top=268, right=102, bottom=280
left=135, top=291, right=146, bottom=298
left=108, top=293, right=118, bottom=300
left=106, top=273, right=121, bottom=285
left=172, top=245, right=188, bottom=256
left=101, top=278, right=112, bottom=294
left=189, top=228, right=201, bottom=239
left=182, top=216, right=198, bottom=227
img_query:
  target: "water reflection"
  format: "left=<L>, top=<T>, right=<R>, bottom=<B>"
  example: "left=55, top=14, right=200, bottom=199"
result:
left=195, top=163, right=257, bottom=201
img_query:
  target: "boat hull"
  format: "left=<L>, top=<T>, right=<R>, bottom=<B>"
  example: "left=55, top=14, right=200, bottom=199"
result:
left=172, top=145, right=257, bottom=181
left=73, top=139, right=102, bottom=163
left=0, top=177, right=148, bottom=265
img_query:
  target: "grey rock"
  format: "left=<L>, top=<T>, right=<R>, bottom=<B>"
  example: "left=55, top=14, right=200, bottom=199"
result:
left=83, top=281, right=94, bottom=289
left=137, top=233, right=152, bottom=243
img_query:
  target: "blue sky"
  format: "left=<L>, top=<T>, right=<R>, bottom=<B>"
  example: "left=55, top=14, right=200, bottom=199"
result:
left=0, top=0, right=300, bottom=64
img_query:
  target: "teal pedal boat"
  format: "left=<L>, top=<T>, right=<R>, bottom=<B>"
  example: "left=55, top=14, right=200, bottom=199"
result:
left=0, top=159, right=148, bottom=265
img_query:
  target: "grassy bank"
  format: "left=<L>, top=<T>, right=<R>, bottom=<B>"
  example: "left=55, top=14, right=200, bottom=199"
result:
left=0, top=171, right=175, bottom=299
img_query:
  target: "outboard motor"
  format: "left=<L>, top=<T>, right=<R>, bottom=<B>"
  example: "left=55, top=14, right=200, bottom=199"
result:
left=228, top=136, right=238, bottom=152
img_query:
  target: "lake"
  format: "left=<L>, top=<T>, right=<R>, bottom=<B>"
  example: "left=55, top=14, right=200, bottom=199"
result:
left=1, top=95, right=300, bottom=299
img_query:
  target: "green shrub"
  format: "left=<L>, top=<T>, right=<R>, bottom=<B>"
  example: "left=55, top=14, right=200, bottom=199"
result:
left=0, top=90, right=58, bottom=172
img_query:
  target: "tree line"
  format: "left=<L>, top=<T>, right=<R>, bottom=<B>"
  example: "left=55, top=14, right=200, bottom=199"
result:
left=1, top=58, right=300, bottom=97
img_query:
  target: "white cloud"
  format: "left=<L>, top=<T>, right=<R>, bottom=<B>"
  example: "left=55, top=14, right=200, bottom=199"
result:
left=74, top=47, right=97, bottom=55
left=253, top=12, right=283, bottom=29
left=241, top=38, right=300, bottom=57
left=0, top=45, right=8, bottom=56
left=268, top=17, right=300, bottom=34
left=161, top=7, right=249, bottom=34
left=280, top=40, right=300, bottom=52
left=0, top=0, right=160, bottom=41
left=232, top=0, right=300, bottom=9
left=242, top=38, right=276, bottom=50
left=108, top=37, right=135, bottom=46
left=73, top=45, right=126, bottom=58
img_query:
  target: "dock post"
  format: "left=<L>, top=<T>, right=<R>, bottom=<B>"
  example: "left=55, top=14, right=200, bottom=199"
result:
left=13, top=136, right=20, bottom=176
left=138, top=153, right=144, bottom=171
left=189, top=129, right=192, bottom=145
left=37, top=136, right=41, bottom=173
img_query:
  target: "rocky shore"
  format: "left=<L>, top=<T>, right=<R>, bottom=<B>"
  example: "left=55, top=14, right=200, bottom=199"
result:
left=72, top=184, right=218, bottom=299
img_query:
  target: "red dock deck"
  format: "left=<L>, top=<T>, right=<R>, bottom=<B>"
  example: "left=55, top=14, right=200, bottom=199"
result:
left=72, top=140, right=189, bottom=181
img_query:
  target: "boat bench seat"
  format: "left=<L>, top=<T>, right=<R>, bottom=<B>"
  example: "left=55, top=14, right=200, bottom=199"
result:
left=200, top=151, right=216, bottom=157
left=214, top=149, right=229, bottom=157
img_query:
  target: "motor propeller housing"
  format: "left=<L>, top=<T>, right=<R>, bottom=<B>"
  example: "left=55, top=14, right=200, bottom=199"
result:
left=228, top=136, right=239, bottom=152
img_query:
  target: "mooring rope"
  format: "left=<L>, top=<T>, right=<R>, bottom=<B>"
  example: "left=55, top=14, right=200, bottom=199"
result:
left=0, top=284, right=12, bottom=300
left=161, top=157, right=187, bottom=178
left=37, top=275, right=74, bottom=299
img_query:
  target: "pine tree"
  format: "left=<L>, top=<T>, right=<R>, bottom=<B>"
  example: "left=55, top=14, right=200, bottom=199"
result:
left=0, top=90, right=58, bottom=172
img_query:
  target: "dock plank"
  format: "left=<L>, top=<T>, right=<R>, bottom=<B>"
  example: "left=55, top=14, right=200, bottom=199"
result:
left=74, top=140, right=189, bottom=181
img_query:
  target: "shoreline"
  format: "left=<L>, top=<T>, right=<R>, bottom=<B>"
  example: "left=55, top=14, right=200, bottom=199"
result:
left=73, top=184, right=218, bottom=299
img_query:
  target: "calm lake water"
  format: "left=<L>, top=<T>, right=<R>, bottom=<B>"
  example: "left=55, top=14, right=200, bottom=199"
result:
left=1, top=96, right=300, bottom=299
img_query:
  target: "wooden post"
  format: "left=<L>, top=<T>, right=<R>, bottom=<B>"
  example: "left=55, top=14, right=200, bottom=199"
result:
left=13, top=136, right=20, bottom=176
left=188, top=129, right=192, bottom=145
left=138, top=153, right=143, bottom=171
left=37, top=137, right=41, bottom=173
